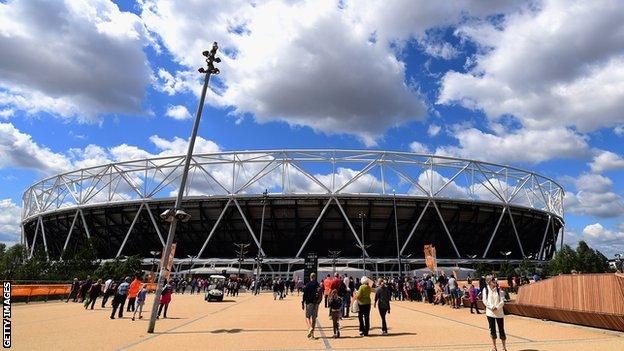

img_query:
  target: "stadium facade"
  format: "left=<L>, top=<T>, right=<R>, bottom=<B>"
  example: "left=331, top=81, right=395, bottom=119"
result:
left=21, top=150, right=564, bottom=274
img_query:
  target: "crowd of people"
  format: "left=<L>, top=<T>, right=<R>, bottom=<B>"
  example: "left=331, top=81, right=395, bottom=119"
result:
left=65, top=274, right=218, bottom=321
left=298, top=271, right=514, bottom=350
left=66, top=268, right=526, bottom=350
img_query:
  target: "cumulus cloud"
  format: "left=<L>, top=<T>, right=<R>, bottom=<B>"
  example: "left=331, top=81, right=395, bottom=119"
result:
left=427, top=124, right=441, bottom=137
left=583, top=223, right=624, bottom=242
left=0, top=122, right=72, bottom=174
left=589, top=150, right=624, bottom=173
left=165, top=105, right=192, bottom=120
left=435, top=126, right=588, bottom=164
left=438, top=0, right=624, bottom=133
left=143, top=1, right=466, bottom=145
left=409, top=141, right=431, bottom=154
left=0, top=0, right=152, bottom=121
left=0, top=108, right=13, bottom=119
left=0, top=199, right=21, bottom=245
left=565, top=173, right=624, bottom=218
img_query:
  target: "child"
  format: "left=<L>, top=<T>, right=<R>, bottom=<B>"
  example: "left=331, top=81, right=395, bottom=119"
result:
left=132, top=284, right=148, bottom=321
left=469, top=283, right=481, bottom=314
left=328, top=289, right=343, bottom=338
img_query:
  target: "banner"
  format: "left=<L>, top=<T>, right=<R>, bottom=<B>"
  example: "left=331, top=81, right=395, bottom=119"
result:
left=424, top=244, right=437, bottom=273
left=160, top=243, right=177, bottom=281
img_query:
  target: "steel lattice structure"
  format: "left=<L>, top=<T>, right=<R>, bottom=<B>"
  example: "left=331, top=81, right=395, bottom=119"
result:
left=22, top=150, right=564, bottom=267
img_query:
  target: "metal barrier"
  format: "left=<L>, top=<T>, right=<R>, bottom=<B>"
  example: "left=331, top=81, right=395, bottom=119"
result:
left=12, top=284, right=71, bottom=303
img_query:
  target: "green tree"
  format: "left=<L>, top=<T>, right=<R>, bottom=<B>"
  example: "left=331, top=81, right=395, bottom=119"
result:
left=498, top=261, right=515, bottom=278
left=547, top=241, right=610, bottom=275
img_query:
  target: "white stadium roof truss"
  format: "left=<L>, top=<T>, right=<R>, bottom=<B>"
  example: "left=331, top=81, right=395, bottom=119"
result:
left=22, top=150, right=564, bottom=261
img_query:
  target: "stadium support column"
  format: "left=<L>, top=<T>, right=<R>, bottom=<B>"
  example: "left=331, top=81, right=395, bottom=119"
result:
left=148, top=43, right=220, bottom=334
left=393, top=190, right=402, bottom=279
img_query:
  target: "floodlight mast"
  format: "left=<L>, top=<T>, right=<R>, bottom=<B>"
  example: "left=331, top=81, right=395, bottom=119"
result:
left=147, top=42, right=220, bottom=334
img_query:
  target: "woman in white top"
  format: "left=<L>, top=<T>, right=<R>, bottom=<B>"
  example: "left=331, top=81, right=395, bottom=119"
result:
left=484, top=275, right=507, bottom=351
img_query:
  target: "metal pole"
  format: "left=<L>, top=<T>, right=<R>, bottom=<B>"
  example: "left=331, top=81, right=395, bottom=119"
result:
left=393, top=191, right=402, bottom=279
left=255, top=190, right=267, bottom=295
left=187, top=255, right=195, bottom=277
left=359, top=212, right=366, bottom=276
left=148, top=42, right=220, bottom=334
left=235, top=243, right=249, bottom=278
left=328, top=250, right=341, bottom=275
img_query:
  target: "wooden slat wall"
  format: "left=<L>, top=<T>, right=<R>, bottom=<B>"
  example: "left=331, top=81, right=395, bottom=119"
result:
left=505, top=304, right=624, bottom=332
left=516, top=273, right=624, bottom=315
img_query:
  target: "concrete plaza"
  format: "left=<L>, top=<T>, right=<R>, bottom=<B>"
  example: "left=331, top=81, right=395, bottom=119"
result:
left=13, top=292, right=624, bottom=350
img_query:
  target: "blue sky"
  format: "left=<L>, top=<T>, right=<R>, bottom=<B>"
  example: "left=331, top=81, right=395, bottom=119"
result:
left=0, top=0, right=623, bottom=256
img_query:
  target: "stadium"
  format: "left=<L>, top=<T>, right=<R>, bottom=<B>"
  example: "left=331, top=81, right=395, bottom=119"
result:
left=21, top=150, right=564, bottom=275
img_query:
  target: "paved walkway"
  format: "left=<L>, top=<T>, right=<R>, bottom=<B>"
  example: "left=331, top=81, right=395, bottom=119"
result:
left=12, top=292, right=624, bottom=350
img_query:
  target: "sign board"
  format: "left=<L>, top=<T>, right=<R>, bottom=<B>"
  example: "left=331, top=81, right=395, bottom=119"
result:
left=424, top=244, right=437, bottom=273
left=303, top=252, right=318, bottom=284
left=160, top=242, right=177, bottom=281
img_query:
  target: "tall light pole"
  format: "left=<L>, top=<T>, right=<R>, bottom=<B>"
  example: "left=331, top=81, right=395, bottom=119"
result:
left=147, top=42, right=220, bottom=333
left=235, top=243, right=250, bottom=278
left=393, top=190, right=402, bottom=279
left=356, top=212, right=370, bottom=276
left=328, top=250, right=341, bottom=274
left=254, top=190, right=268, bottom=295
left=149, top=250, right=160, bottom=281
left=187, top=255, right=197, bottom=277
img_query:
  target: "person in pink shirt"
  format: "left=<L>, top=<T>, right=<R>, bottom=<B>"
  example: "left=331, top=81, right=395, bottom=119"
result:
left=469, top=282, right=481, bottom=314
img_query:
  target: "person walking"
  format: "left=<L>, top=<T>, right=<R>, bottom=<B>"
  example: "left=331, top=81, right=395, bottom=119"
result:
left=126, top=275, right=142, bottom=313
left=302, top=273, right=321, bottom=339
left=323, top=274, right=332, bottom=308
left=157, top=282, right=173, bottom=319
left=448, top=273, right=459, bottom=309
left=374, top=278, right=391, bottom=335
left=132, top=284, right=148, bottom=321
left=66, top=278, right=80, bottom=303
left=86, top=279, right=103, bottom=310
left=355, top=276, right=372, bottom=336
left=110, top=277, right=130, bottom=319
left=484, top=275, right=507, bottom=351
left=78, top=275, right=92, bottom=303
left=328, top=289, right=343, bottom=338
left=469, top=283, right=481, bottom=314
left=101, top=278, right=114, bottom=308
left=190, top=278, right=197, bottom=294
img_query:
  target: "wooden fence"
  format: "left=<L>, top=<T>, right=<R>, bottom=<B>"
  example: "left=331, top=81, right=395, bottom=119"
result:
left=507, top=273, right=624, bottom=331
left=516, top=273, right=624, bottom=314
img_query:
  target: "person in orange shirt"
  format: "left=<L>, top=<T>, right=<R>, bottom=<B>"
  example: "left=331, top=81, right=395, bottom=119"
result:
left=323, top=274, right=332, bottom=308
left=126, top=274, right=142, bottom=313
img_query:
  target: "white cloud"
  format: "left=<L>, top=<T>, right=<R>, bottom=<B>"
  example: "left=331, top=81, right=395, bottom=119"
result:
left=0, top=0, right=151, bottom=121
left=421, top=40, right=459, bottom=60
left=0, top=198, right=20, bottom=245
left=346, top=0, right=522, bottom=46
left=141, top=0, right=437, bottom=146
left=566, top=173, right=624, bottom=218
left=427, top=124, right=441, bottom=137
left=583, top=223, right=624, bottom=243
left=409, top=141, right=431, bottom=154
left=589, top=150, right=624, bottom=173
left=564, top=226, right=624, bottom=258
left=0, top=122, right=72, bottom=174
left=435, top=126, right=588, bottom=164
left=615, top=125, right=624, bottom=136
left=165, top=105, right=192, bottom=121
left=439, top=0, right=624, bottom=133
left=0, top=108, right=13, bottom=119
